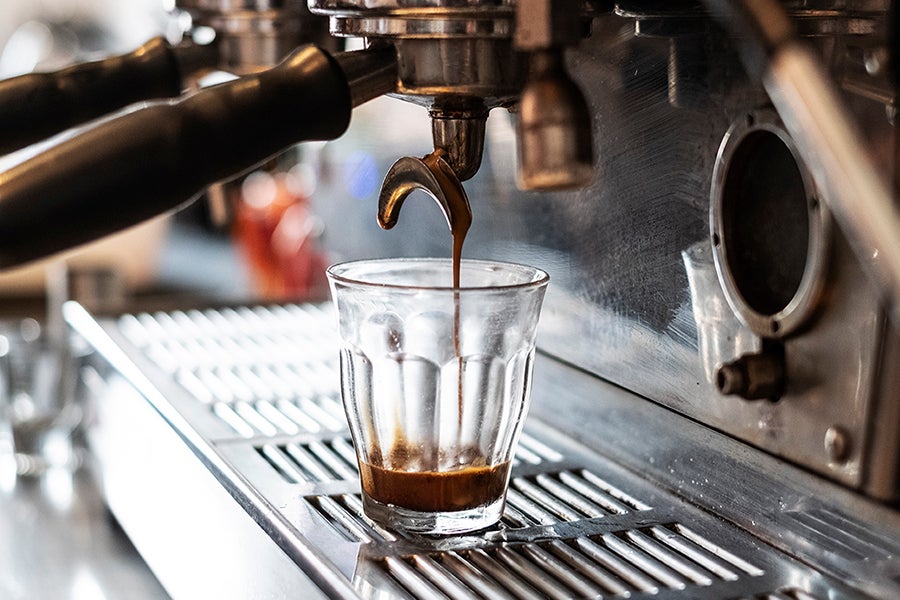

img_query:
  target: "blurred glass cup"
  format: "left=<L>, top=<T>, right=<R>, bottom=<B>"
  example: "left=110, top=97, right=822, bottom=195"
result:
left=0, top=318, right=81, bottom=481
left=327, top=258, right=549, bottom=535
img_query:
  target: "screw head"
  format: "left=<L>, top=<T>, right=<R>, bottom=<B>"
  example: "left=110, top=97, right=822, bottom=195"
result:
left=824, top=426, right=851, bottom=463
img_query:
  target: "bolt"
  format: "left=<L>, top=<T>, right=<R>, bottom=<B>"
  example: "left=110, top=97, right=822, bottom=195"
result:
left=715, top=347, right=785, bottom=401
left=716, top=362, right=746, bottom=395
left=825, top=426, right=851, bottom=463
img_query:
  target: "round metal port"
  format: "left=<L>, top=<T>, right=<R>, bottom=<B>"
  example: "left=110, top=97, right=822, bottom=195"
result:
left=710, top=110, right=831, bottom=338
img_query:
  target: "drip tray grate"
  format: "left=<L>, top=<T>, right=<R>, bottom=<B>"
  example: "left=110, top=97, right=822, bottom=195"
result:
left=255, top=432, right=566, bottom=486
left=75, top=302, right=886, bottom=599
left=377, top=522, right=765, bottom=600
left=303, top=465, right=653, bottom=543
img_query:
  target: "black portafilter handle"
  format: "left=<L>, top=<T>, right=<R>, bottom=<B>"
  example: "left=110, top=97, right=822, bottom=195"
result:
left=0, top=37, right=218, bottom=156
left=0, top=44, right=397, bottom=270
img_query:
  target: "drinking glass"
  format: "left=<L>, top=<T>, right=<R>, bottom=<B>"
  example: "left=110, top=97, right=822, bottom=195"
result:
left=327, top=258, right=549, bottom=534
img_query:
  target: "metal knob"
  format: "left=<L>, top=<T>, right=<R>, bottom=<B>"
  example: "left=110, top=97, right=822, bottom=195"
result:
left=716, top=343, right=786, bottom=401
left=516, top=49, right=595, bottom=190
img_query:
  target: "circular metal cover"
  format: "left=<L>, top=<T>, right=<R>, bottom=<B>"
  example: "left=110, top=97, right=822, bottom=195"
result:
left=710, top=109, right=832, bottom=338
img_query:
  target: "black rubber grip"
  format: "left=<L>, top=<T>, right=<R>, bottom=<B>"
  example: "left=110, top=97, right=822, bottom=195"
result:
left=0, top=37, right=186, bottom=155
left=0, top=44, right=353, bottom=268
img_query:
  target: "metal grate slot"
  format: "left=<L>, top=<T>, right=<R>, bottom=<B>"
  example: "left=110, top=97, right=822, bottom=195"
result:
left=503, top=486, right=565, bottom=527
left=380, top=524, right=766, bottom=600
left=429, top=553, right=514, bottom=600
left=514, top=433, right=564, bottom=465
left=600, top=530, right=690, bottom=589
left=211, top=367, right=253, bottom=400
left=663, top=523, right=765, bottom=578
left=749, top=590, right=820, bottom=600
left=499, top=544, right=605, bottom=599
left=212, top=403, right=256, bottom=438
left=305, top=494, right=396, bottom=543
left=231, top=366, right=277, bottom=402
left=144, top=341, right=180, bottom=373
left=198, top=369, right=236, bottom=403
left=254, top=400, right=301, bottom=434
left=212, top=395, right=345, bottom=438
left=506, top=544, right=653, bottom=598
left=305, top=440, right=358, bottom=479
left=386, top=542, right=650, bottom=600
left=254, top=365, right=298, bottom=399
left=234, top=401, right=280, bottom=436
left=258, top=445, right=307, bottom=484
left=622, top=529, right=716, bottom=586
left=292, top=395, right=345, bottom=430
left=509, top=479, right=586, bottom=522
left=404, top=555, right=485, bottom=600
left=462, top=549, right=547, bottom=600
left=577, top=469, right=651, bottom=511
left=502, top=470, right=651, bottom=527
left=569, top=536, right=660, bottom=593
left=176, top=369, right=214, bottom=403
left=383, top=556, right=456, bottom=599
left=786, top=508, right=900, bottom=563
left=257, top=439, right=358, bottom=483
left=541, top=540, right=632, bottom=596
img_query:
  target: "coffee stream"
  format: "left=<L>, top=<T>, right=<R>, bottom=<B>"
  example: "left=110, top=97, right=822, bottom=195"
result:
left=419, top=150, right=470, bottom=424
left=369, top=150, right=511, bottom=513
left=376, top=148, right=472, bottom=390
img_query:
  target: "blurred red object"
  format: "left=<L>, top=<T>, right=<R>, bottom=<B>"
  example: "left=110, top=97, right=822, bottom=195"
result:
left=233, top=168, right=328, bottom=300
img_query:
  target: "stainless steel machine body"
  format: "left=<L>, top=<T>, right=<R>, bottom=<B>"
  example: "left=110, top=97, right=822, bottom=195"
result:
left=56, top=0, right=900, bottom=598
left=303, top=1, right=900, bottom=500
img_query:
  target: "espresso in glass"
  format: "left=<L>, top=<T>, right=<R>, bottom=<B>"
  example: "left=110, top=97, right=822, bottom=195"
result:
left=328, top=258, right=548, bottom=534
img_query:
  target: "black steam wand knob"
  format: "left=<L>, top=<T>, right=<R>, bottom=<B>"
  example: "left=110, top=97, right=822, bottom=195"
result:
left=0, top=37, right=219, bottom=156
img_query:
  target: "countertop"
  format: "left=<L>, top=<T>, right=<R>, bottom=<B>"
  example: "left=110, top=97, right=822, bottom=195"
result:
left=0, top=460, right=169, bottom=600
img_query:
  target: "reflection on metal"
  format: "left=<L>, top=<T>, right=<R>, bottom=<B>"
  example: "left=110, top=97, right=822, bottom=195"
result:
left=173, top=0, right=333, bottom=73
left=67, top=302, right=900, bottom=599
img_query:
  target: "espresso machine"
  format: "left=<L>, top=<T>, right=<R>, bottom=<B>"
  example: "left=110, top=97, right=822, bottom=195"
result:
left=1, top=0, right=899, bottom=598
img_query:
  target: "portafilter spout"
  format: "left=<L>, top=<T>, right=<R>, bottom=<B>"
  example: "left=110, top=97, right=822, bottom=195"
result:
left=378, top=150, right=473, bottom=238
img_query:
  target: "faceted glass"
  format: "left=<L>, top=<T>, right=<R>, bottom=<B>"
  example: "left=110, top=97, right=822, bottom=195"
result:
left=327, top=258, right=549, bottom=534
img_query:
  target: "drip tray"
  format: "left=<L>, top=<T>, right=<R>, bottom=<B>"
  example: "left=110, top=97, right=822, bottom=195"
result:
left=66, top=302, right=897, bottom=599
